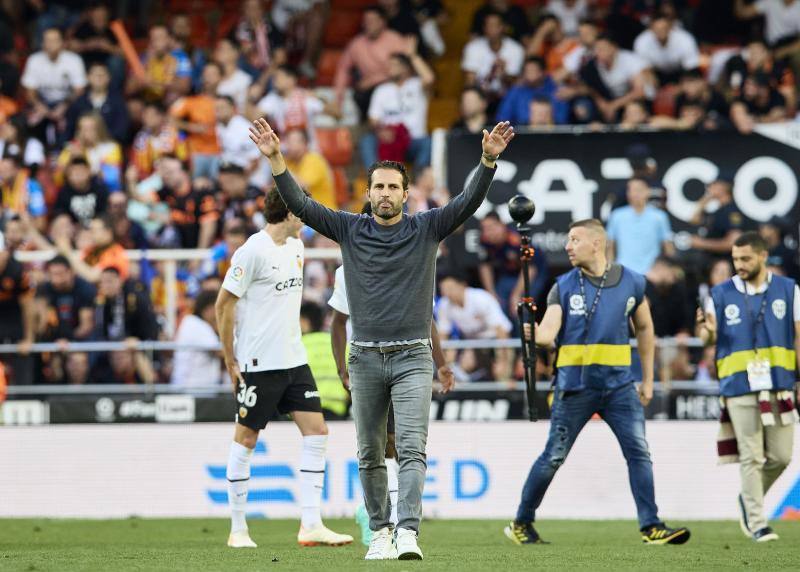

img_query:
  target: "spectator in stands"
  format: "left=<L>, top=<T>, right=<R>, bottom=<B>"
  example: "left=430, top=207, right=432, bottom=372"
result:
left=527, top=14, right=580, bottom=74
left=68, top=2, right=124, bottom=89
left=215, top=95, right=260, bottom=176
left=56, top=214, right=130, bottom=283
left=64, top=352, right=91, bottom=384
left=688, top=178, right=746, bottom=255
left=127, top=24, right=190, bottom=105
left=547, top=0, right=590, bottom=37
left=107, top=192, right=148, bottom=250
left=0, top=231, right=35, bottom=384
left=198, top=220, right=248, bottom=287
left=760, top=217, right=800, bottom=279
left=652, top=68, right=730, bottom=131
left=730, top=72, right=788, bottom=133
left=526, top=96, right=556, bottom=127
left=462, top=10, right=525, bottom=105
left=232, top=0, right=287, bottom=77
left=58, top=112, right=123, bottom=192
left=252, top=65, right=326, bottom=148
left=607, top=177, right=674, bottom=275
left=471, top=0, right=532, bottom=42
left=362, top=44, right=434, bottom=173
left=619, top=99, right=651, bottom=129
left=284, top=129, right=337, bottom=210
left=54, top=157, right=108, bottom=228
left=334, top=5, right=412, bottom=118
left=408, top=0, right=447, bottom=57
left=719, top=39, right=796, bottom=112
left=437, top=272, right=514, bottom=382
left=496, top=56, right=569, bottom=125
left=0, top=115, right=46, bottom=172
left=168, top=13, right=203, bottom=92
left=478, top=211, right=548, bottom=317
left=633, top=13, right=700, bottom=85
left=36, top=254, right=95, bottom=344
left=735, top=0, right=800, bottom=65
left=270, top=0, right=327, bottom=80
left=66, top=62, right=129, bottom=143
left=451, top=87, right=490, bottom=133
left=581, top=34, right=653, bottom=123
left=21, top=27, right=87, bottom=149
left=171, top=289, right=222, bottom=388
left=130, top=102, right=183, bottom=180
left=102, top=344, right=156, bottom=384
left=0, top=152, right=47, bottom=231
left=157, top=156, right=219, bottom=249
left=217, top=162, right=263, bottom=230
left=646, top=256, right=693, bottom=337
left=94, top=267, right=159, bottom=342
left=170, top=62, right=223, bottom=179
left=214, top=38, right=252, bottom=111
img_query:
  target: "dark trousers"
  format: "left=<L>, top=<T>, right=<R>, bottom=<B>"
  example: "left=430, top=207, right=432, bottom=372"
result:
left=515, top=383, right=661, bottom=530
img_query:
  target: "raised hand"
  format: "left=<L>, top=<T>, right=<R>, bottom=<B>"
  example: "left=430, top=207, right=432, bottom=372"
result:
left=482, top=121, right=515, bottom=158
left=249, top=117, right=281, bottom=159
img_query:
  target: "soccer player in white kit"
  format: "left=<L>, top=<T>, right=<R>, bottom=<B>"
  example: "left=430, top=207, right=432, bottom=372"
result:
left=215, top=189, right=353, bottom=549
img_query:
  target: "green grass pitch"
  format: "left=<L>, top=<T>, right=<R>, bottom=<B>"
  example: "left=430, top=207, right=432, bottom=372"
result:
left=1, top=519, right=797, bottom=571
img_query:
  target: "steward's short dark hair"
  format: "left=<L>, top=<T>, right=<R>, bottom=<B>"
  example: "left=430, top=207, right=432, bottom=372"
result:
left=46, top=254, right=72, bottom=270
left=194, top=290, right=218, bottom=317
left=569, top=218, right=605, bottom=235
left=734, top=231, right=767, bottom=252
left=367, top=161, right=409, bottom=190
left=264, top=187, right=309, bottom=224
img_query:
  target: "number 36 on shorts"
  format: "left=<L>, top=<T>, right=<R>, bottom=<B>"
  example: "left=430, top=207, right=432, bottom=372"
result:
left=237, top=382, right=258, bottom=407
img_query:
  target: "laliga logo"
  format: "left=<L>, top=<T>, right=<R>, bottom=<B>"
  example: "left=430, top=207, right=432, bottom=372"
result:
left=569, top=294, right=585, bottom=316
left=772, top=299, right=786, bottom=320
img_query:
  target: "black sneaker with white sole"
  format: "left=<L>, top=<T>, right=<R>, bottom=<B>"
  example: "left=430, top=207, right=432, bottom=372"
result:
left=753, top=527, right=779, bottom=542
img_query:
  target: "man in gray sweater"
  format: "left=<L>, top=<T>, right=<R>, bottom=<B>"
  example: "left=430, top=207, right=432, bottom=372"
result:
left=249, top=117, right=514, bottom=560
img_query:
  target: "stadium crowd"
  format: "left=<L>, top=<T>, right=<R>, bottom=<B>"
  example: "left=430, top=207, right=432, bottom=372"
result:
left=0, top=0, right=798, bottom=389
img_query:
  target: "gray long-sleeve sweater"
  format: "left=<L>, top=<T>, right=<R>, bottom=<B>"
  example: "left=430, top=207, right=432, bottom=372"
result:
left=274, top=163, right=496, bottom=342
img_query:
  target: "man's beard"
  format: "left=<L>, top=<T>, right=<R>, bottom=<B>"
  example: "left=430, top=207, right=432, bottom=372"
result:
left=739, top=264, right=763, bottom=281
left=372, top=200, right=401, bottom=220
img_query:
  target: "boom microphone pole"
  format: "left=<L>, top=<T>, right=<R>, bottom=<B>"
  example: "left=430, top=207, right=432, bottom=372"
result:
left=508, top=195, right=538, bottom=422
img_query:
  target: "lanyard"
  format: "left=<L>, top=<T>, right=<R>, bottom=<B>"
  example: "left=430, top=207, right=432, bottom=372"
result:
left=741, top=276, right=770, bottom=356
left=577, top=265, right=609, bottom=342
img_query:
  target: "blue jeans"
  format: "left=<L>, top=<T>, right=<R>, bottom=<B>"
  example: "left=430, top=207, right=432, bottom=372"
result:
left=359, top=133, right=432, bottom=173
left=191, top=153, right=220, bottom=180
left=348, top=343, right=434, bottom=532
left=515, top=383, right=661, bottom=530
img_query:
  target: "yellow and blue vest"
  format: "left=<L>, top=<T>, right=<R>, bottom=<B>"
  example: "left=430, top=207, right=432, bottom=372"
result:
left=302, top=332, right=350, bottom=417
left=554, top=266, right=645, bottom=390
left=711, top=276, right=797, bottom=397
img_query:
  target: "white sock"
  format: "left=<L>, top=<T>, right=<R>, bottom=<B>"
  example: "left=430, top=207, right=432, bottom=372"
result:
left=386, top=457, right=399, bottom=526
left=299, top=434, right=327, bottom=529
left=227, top=441, right=253, bottom=533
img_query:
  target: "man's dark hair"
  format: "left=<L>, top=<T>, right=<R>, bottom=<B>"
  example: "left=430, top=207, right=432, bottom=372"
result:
left=46, top=254, right=72, bottom=271
left=531, top=94, right=552, bottom=105
left=364, top=5, right=387, bottom=19
left=301, top=302, right=325, bottom=332
left=734, top=231, right=768, bottom=253
left=276, top=64, right=299, bottom=79
left=462, top=86, right=487, bottom=101
left=216, top=94, right=236, bottom=108
left=569, top=218, right=605, bottom=234
left=439, top=271, right=467, bottom=284
left=367, top=161, right=409, bottom=191
left=194, top=290, right=218, bottom=317
left=224, top=222, right=248, bottom=237
left=0, top=151, right=22, bottom=167
left=596, top=33, right=617, bottom=45
left=361, top=201, right=373, bottom=215
left=525, top=56, right=546, bottom=69
left=101, top=266, right=121, bottom=277
left=144, top=100, right=167, bottom=114
left=68, top=156, right=90, bottom=168
left=286, top=127, right=309, bottom=143
left=87, top=61, right=110, bottom=74
left=263, top=187, right=309, bottom=223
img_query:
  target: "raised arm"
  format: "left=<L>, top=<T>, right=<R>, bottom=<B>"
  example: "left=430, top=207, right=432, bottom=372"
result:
left=249, top=118, right=349, bottom=242
left=430, top=121, right=514, bottom=239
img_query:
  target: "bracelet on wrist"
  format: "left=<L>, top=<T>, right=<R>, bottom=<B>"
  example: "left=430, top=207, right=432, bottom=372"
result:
left=482, top=152, right=499, bottom=162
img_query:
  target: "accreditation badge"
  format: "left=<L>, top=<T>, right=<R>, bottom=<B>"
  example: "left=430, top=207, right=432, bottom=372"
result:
left=746, top=357, right=773, bottom=391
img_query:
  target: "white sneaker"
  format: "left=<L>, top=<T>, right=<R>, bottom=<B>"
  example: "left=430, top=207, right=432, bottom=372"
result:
left=396, top=527, right=423, bottom=560
left=365, top=527, right=397, bottom=560
left=297, top=524, right=354, bottom=546
left=227, top=529, right=257, bottom=548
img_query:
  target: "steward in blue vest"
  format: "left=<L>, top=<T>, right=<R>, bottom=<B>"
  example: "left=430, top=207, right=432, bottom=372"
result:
left=506, top=218, right=690, bottom=546
left=698, top=231, right=799, bottom=543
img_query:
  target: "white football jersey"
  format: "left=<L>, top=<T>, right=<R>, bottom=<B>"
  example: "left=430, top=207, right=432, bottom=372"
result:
left=222, top=230, right=308, bottom=372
